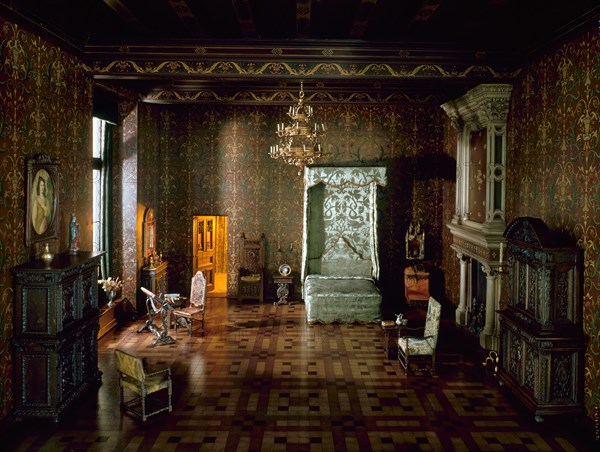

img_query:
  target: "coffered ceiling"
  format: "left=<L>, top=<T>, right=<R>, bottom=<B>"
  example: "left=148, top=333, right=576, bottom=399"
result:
left=2, top=0, right=598, bottom=104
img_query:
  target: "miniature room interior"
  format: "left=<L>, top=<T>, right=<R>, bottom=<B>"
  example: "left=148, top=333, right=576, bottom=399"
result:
left=1, top=1, right=598, bottom=450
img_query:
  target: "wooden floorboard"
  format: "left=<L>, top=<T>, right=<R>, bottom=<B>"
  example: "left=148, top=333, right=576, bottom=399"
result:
left=5, top=297, right=596, bottom=451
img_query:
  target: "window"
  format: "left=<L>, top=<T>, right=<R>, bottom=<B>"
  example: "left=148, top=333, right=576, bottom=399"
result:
left=92, top=117, right=113, bottom=279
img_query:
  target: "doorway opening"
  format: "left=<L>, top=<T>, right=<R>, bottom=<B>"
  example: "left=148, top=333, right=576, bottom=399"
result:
left=193, top=215, right=228, bottom=297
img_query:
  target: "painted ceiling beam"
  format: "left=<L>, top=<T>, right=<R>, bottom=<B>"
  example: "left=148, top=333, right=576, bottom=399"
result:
left=102, top=0, right=145, bottom=33
left=231, top=0, right=258, bottom=37
left=166, top=0, right=204, bottom=36
left=296, top=0, right=312, bottom=39
left=349, top=0, right=379, bottom=38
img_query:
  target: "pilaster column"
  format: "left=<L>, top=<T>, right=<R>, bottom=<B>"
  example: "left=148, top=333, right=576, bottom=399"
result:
left=480, top=264, right=500, bottom=351
left=455, top=253, right=470, bottom=326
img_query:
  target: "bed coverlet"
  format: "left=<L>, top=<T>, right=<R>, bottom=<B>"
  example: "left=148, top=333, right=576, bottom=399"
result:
left=304, top=275, right=382, bottom=324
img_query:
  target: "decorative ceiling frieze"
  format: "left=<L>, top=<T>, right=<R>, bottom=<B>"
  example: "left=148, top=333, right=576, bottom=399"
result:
left=79, top=38, right=522, bottom=105
left=141, top=88, right=441, bottom=105
left=83, top=43, right=520, bottom=104
left=2, top=0, right=596, bottom=105
left=85, top=58, right=517, bottom=79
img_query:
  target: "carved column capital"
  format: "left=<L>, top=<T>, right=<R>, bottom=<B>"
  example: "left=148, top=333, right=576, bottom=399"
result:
left=457, top=252, right=471, bottom=264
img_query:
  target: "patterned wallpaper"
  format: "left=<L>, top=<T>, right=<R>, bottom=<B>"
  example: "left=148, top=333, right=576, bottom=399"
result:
left=0, top=19, right=94, bottom=418
left=441, top=123, right=459, bottom=307
left=468, top=130, right=487, bottom=223
left=143, top=103, right=447, bottom=317
left=505, top=30, right=599, bottom=418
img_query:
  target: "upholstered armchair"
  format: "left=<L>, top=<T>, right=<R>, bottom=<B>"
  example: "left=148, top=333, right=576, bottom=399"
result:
left=238, top=233, right=265, bottom=302
left=173, top=270, right=206, bottom=336
left=114, top=349, right=173, bottom=421
left=397, top=297, right=442, bottom=375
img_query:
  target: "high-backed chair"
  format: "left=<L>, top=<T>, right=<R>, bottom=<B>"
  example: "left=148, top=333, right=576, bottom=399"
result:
left=114, top=349, right=172, bottom=421
left=238, top=233, right=265, bottom=302
left=397, top=297, right=442, bottom=375
left=173, top=270, right=206, bottom=336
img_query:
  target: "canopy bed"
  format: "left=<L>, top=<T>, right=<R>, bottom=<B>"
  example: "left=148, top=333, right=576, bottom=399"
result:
left=301, top=166, right=387, bottom=324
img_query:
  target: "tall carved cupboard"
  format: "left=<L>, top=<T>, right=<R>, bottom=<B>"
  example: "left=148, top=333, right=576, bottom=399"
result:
left=12, top=252, right=103, bottom=421
left=498, top=217, right=584, bottom=421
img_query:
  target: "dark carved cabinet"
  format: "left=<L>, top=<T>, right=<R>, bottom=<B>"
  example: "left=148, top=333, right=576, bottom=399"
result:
left=12, top=252, right=103, bottom=421
left=498, top=217, right=584, bottom=421
left=138, top=260, right=168, bottom=314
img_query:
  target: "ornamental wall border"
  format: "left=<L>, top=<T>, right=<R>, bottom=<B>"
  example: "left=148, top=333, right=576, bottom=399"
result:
left=85, top=58, right=519, bottom=80
left=140, top=89, right=441, bottom=105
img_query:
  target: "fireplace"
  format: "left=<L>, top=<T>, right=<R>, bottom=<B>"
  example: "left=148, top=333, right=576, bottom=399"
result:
left=449, top=235, right=505, bottom=351
left=442, top=83, right=512, bottom=351
left=467, top=260, right=486, bottom=337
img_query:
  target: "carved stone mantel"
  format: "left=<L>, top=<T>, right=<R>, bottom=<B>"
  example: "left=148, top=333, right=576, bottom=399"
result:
left=449, top=223, right=504, bottom=351
left=442, top=83, right=512, bottom=351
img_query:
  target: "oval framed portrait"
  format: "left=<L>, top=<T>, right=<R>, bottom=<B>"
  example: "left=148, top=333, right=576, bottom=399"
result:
left=26, top=154, right=60, bottom=246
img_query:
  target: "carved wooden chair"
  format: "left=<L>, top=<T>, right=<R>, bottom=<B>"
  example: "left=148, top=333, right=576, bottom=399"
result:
left=114, top=349, right=172, bottom=421
left=397, top=297, right=442, bottom=375
left=238, top=233, right=265, bottom=302
left=173, top=270, right=206, bottom=336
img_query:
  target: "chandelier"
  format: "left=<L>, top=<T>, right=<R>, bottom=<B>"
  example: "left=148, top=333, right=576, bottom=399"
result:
left=269, top=82, right=326, bottom=174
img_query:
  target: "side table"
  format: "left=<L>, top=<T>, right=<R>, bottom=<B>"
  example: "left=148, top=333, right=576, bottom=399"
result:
left=381, top=319, right=408, bottom=359
left=273, top=275, right=293, bottom=305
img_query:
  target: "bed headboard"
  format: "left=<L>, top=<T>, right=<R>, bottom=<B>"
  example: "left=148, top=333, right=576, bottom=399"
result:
left=319, top=236, right=373, bottom=277
left=302, top=167, right=387, bottom=282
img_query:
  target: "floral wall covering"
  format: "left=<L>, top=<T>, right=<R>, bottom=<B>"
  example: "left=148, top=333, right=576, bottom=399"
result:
left=506, top=30, right=599, bottom=417
left=0, top=18, right=94, bottom=418
left=145, top=103, right=448, bottom=316
left=441, top=123, right=459, bottom=306
left=468, top=130, right=487, bottom=223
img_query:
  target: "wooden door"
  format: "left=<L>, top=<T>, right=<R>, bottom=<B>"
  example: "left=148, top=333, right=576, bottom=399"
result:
left=193, top=216, right=216, bottom=292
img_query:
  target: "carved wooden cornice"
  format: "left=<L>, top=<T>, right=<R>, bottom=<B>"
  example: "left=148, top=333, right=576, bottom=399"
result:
left=85, top=55, right=518, bottom=82
left=141, top=88, right=441, bottom=105
left=83, top=43, right=520, bottom=104
left=441, top=84, right=513, bottom=130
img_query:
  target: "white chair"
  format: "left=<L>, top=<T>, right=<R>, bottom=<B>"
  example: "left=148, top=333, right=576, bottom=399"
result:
left=397, top=297, right=442, bottom=375
left=115, top=349, right=172, bottom=421
left=173, top=270, right=206, bottom=336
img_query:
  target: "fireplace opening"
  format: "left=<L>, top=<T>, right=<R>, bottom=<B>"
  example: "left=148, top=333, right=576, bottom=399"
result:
left=468, top=260, right=487, bottom=336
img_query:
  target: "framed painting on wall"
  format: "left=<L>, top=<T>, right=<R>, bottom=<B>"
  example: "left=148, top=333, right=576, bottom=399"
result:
left=143, top=208, right=156, bottom=258
left=25, top=154, right=60, bottom=246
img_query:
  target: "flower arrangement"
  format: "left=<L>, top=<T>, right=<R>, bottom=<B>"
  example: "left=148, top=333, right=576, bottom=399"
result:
left=98, top=276, right=124, bottom=293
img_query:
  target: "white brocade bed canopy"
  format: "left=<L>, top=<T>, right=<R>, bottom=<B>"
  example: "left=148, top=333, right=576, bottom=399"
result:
left=301, top=166, right=387, bottom=323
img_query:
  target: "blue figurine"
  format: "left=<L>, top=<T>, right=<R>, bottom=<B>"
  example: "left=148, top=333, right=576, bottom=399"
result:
left=68, top=213, right=80, bottom=255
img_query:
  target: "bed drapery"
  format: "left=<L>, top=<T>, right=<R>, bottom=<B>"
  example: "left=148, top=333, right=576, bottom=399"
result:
left=301, top=166, right=387, bottom=323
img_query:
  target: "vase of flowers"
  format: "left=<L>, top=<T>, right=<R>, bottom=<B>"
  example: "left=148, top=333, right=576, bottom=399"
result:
left=98, top=277, right=124, bottom=308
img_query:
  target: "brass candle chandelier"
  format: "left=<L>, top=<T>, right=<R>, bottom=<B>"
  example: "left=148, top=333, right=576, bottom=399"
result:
left=269, top=82, right=326, bottom=174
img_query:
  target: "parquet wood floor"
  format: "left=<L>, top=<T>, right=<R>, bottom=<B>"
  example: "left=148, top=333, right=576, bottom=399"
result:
left=5, top=298, right=596, bottom=451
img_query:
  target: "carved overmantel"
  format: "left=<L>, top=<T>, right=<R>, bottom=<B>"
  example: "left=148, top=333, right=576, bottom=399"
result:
left=441, top=83, right=512, bottom=351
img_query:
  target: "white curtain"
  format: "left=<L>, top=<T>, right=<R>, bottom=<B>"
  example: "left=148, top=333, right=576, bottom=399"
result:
left=301, top=167, right=387, bottom=282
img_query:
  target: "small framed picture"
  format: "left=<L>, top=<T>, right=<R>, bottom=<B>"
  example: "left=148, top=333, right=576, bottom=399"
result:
left=143, top=207, right=156, bottom=258
left=26, top=154, right=60, bottom=246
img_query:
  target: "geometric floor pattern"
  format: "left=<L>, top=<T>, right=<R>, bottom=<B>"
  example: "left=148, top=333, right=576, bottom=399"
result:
left=6, top=298, right=597, bottom=451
